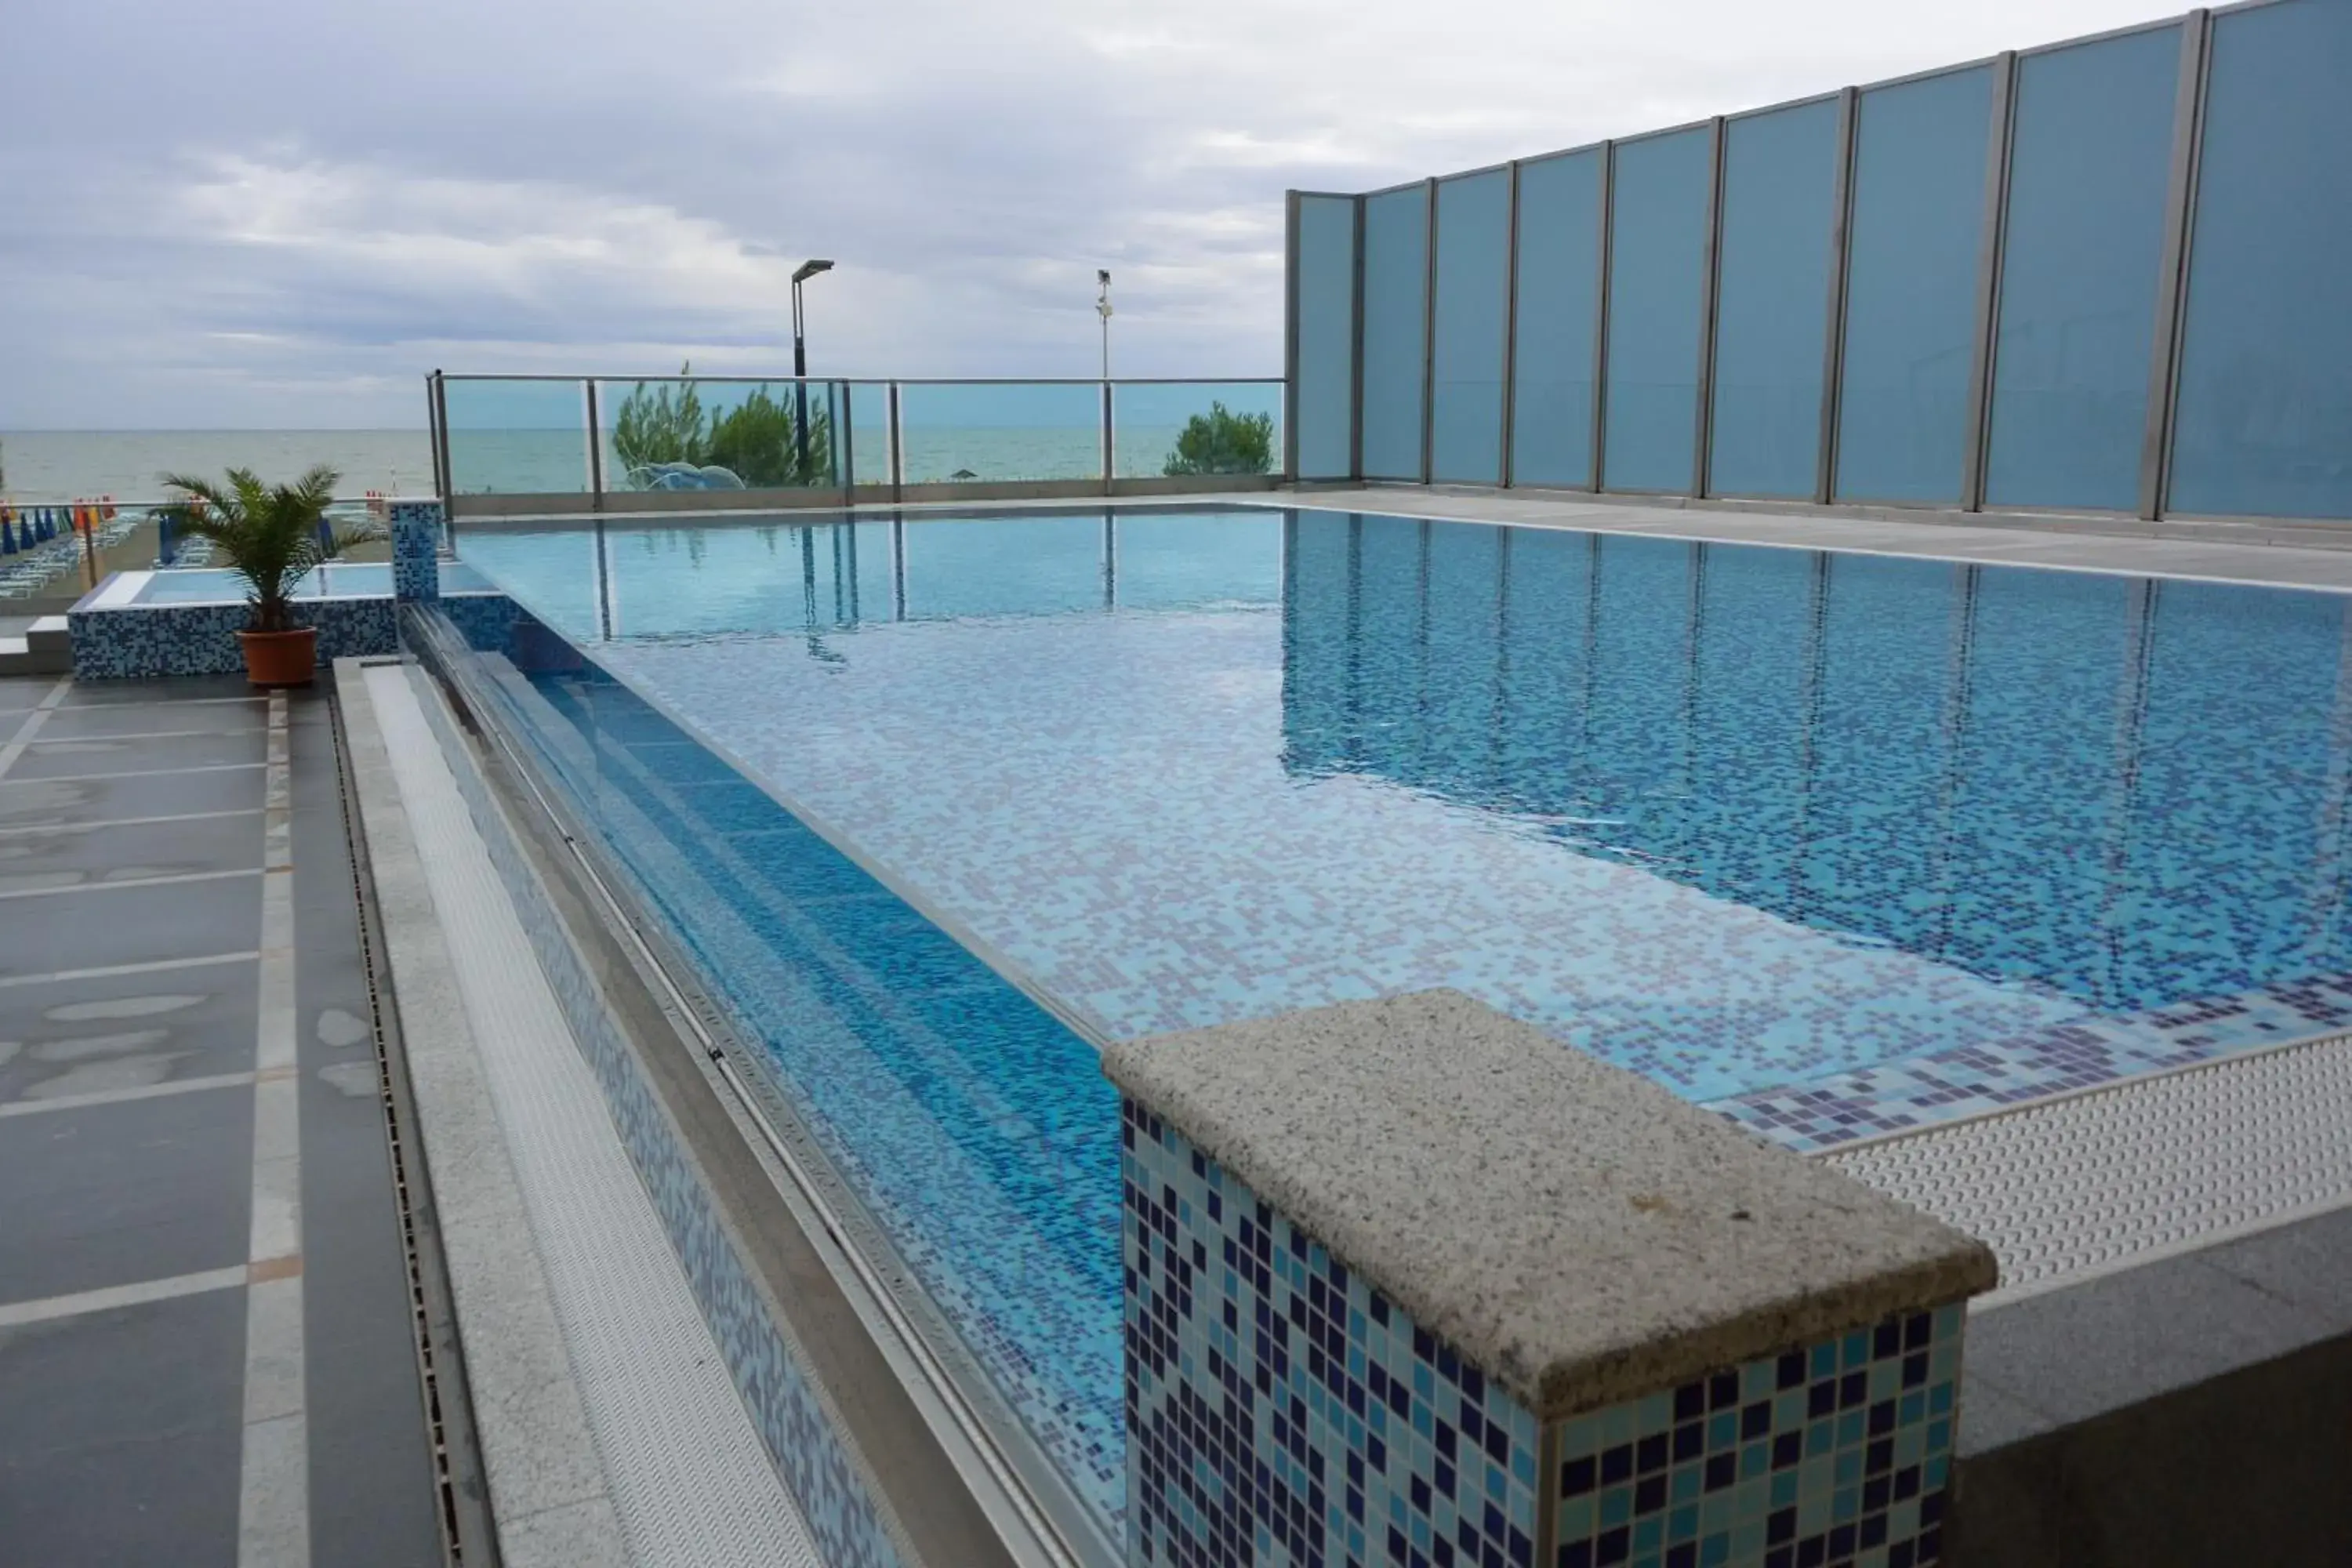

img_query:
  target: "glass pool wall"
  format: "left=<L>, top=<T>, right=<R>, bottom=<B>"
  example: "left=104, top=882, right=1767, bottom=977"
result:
left=1289, top=0, right=2352, bottom=522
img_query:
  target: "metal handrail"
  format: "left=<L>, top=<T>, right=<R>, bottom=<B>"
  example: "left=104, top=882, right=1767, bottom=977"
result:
left=433, top=372, right=1283, bottom=385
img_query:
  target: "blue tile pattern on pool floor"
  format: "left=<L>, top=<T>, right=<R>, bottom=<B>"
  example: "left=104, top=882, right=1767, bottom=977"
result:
left=463, top=508, right=2352, bottom=1106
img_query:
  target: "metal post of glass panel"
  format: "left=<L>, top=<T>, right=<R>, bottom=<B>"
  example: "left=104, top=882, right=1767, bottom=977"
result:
left=840, top=382, right=856, bottom=502
left=2140, top=10, right=2212, bottom=521
left=584, top=379, right=605, bottom=509
left=1350, top=196, right=1367, bottom=481
left=1284, top=191, right=1303, bottom=481
left=1421, top=176, right=1439, bottom=485
left=1500, top=162, right=1522, bottom=488
left=888, top=381, right=905, bottom=503
left=430, top=372, right=452, bottom=503
left=1961, top=52, right=2020, bottom=514
left=1101, top=381, right=1115, bottom=495
left=1816, top=88, right=1860, bottom=505
left=1591, top=143, right=1617, bottom=492
left=1693, top=117, right=1730, bottom=498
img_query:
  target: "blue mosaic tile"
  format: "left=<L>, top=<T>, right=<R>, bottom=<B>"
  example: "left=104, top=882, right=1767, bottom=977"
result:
left=1126, top=1103, right=1965, bottom=1568
left=391, top=499, right=443, bottom=601
left=406, top=630, right=911, bottom=1568
left=70, top=597, right=398, bottom=678
left=1124, top=1102, right=1544, bottom=1568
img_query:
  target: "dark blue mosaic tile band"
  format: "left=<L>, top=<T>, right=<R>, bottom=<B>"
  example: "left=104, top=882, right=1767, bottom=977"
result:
left=70, top=598, right=397, bottom=678
left=391, top=499, right=442, bottom=601
left=1552, top=1308, right=1962, bottom=1568
left=405, top=633, right=912, bottom=1568
left=1124, top=1103, right=1964, bottom=1568
left=1126, top=1101, right=1544, bottom=1567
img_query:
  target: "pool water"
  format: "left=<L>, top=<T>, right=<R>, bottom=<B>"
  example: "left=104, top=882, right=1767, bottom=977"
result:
left=452, top=505, right=2352, bottom=1524
left=130, top=560, right=491, bottom=603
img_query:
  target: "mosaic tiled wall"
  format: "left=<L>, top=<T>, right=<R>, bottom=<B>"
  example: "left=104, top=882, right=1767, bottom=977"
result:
left=402, top=635, right=913, bottom=1568
left=391, top=499, right=442, bottom=601
left=1125, top=1100, right=1545, bottom=1567
left=69, top=599, right=398, bottom=678
left=1125, top=1105, right=1964, bottom=1568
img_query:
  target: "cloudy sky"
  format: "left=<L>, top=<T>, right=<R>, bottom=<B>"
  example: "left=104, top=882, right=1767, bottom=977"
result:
left=2, top=0, right=2174, bottom=429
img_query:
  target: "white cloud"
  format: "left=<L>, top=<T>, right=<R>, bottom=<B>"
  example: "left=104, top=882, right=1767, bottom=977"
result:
left=0, top=0, right=2181, bottom=427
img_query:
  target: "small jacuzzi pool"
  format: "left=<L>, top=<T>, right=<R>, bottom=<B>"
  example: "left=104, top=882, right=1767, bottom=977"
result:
left=123, top=561, right=492, bottom=604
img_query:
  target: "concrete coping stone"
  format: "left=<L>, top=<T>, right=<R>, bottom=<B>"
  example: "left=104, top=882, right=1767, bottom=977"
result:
left=1103, top=989, right=1998, bottom=1421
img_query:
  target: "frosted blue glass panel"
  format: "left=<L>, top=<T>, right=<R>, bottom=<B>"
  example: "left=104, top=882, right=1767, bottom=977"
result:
left=2170, top=0, right=2352, bottom=521
left=1361, top=187, right=1431, bottom=481
left=1984, top=27, right=2179, bottom=512
left=1603, top=127, right=1711, bottom=492
left=1431, top=171, right=1509, bottom=484
left=1296, top=195, right=1358, bottom=480
left=1835, top=66, right=1994, bottom=503
left=1708, top=100, right=1839, bottom=499
left=1509, top=151, right=1602, bottom=488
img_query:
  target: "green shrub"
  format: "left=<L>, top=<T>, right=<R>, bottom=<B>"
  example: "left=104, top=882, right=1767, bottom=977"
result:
left=612, top=363, right=832, bottom=487
left=1163, top=401, right=1275, bottom=476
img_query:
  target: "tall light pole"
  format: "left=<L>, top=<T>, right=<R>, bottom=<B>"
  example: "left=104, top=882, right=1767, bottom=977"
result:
left=1096, top=269, right=1113, bottom=383
left=792, top=259, right=833, bottom=481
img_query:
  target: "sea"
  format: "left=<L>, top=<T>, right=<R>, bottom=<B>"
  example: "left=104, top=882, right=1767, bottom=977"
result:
left=0, top=426, right=1216, bottom=505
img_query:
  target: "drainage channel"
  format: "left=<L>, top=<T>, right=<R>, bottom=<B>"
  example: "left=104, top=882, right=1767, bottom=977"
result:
left=328, top=665, right=499, bottom=1567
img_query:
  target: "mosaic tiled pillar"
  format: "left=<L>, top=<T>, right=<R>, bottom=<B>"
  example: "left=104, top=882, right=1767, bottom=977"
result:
left=390, top=499, right=442, bottom=603
left=1108, top=991, right=1994, bottom=1568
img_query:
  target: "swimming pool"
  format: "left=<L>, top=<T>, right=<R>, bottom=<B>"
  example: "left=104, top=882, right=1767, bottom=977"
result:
left=128, top=561, right=493, bottom=603
left=450, top=503, right=2352, bottom=1524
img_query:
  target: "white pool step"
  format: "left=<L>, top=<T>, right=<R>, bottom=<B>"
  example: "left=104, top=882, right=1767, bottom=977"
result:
left=0, top=616, right=72, bottom=675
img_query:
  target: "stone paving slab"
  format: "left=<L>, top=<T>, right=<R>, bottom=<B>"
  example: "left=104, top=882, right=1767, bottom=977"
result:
left=0, top=954, right=260, bottom=1103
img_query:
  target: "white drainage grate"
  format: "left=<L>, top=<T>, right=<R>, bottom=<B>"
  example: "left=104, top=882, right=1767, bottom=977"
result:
left=368, top=665, right=822, bottom=1568
left=1828, top=1031, right=2352, bottom=1306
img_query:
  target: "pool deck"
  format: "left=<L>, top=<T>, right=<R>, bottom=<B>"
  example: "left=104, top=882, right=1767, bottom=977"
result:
left=0, top=672, right=452, bottom=1567
left=1265, top=484, right=2352, bottom=592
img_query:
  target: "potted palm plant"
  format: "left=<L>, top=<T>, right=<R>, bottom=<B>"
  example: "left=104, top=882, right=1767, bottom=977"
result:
left=160, top=465, right=384, bottom=687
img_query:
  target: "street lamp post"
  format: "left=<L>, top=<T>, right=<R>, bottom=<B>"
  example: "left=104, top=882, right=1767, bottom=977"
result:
left=792, top=259, right=834, bottom=482
left=1096, top=269, right=1113, bottom=382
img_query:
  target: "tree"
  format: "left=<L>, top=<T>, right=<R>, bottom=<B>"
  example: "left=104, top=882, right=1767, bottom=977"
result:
left=610, top=362, right=833, bottom=488
left=1163, top=401, right=1275, bottom=476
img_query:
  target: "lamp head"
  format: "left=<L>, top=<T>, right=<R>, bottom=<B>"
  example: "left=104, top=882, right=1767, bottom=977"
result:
left=793, top=259, right=835, bottom=285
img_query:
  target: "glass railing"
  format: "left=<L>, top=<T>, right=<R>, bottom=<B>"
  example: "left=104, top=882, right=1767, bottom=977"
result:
left=430, top=373, right=1287, bottom=505
left=1109, top=380, right=1285, bottom=481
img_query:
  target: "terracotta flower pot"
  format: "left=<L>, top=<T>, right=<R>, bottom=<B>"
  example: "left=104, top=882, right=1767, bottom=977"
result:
left=236, top=627, right=319, bottom=688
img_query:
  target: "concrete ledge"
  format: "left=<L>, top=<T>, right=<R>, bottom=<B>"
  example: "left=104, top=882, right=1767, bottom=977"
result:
left=1105, top=989, right=1995, bottom=1419
left=336, top=659, right=627, bottom=1568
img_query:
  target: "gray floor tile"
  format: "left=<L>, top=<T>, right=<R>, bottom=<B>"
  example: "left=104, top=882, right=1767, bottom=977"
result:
left=0, top=956, right=260, bottom=1104
left=0, top=1086, right=254, bottom=1303
left=5, top=873, right=262, bottom=979
left=0, top=1287, right=246, bottom=1568
left=1965, top=1255, right=2336, bottom=1428
left=58, top=676, right=259, bottom=706
left=38, top=702, right=267, bottom=739
left=289, top=692, right=446, bottom=1568
left=11, top=728, right=269, bottom=779
left=0, top=811, right=264, bottom=891
left=2198, top=1206, right=2352, bottom=1333
left=0, top=764, right=261, bottom=828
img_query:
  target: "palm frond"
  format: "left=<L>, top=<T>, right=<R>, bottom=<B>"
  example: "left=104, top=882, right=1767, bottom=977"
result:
left=159, top=466, right=346, bottom=632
